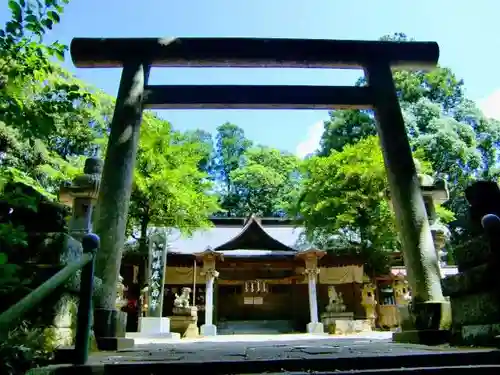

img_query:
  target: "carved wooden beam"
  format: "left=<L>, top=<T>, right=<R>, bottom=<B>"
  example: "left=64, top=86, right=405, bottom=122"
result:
left=70, top=37, right=439, bottom=70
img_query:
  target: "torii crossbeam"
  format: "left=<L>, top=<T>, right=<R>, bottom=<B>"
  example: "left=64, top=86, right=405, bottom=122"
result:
left=70, top=37, right=444, bottom=348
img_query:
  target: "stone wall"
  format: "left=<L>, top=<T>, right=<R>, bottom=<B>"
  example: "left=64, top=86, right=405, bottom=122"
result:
left=0, top=182, right=84, bottom=347
left=442, top=181, right=500, bottom=346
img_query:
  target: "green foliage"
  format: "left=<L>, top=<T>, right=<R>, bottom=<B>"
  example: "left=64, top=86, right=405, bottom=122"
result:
left=212, top=122, right=253, bottom=215
left=316, top=32, right=500, bottom=262
left=183, top=129, right=214, bottom=174
left=0, top=0, right=111, bottom=201
left=435, top=205, right=455, bottom=224
left=127, top=114, right=220, bottom=252
left=0, top=251, right=26, bottom=296
left=0, top=322, right=56, bottom=375
left=319, top=110, right=375, bottom=156
left=230, top=146, right=302, bottom=217
left=297, top=136, right=397, bottom=275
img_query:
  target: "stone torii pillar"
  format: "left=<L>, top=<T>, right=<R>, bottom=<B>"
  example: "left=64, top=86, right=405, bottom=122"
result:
left=195, top=247, right=223, bottom=336
left=92, top=61, right=150, bottom=350
left=387, top=160, right=451, bottom=278
left=296, top=249, right=326, bottom=334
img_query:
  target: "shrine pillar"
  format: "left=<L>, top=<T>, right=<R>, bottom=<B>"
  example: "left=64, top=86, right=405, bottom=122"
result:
left=296, top=249, right=325, bottom=334
left=195, top=248, right=223, bottom=336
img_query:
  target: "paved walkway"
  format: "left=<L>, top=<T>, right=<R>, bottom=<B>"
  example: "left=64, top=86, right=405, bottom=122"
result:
left=132, top=331, right=394, bottom=345
left=88, top=332, right=483, bottom=364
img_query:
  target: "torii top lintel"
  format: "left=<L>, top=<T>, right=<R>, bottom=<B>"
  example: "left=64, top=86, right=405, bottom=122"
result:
left=70, top=37, right=439, bottom=70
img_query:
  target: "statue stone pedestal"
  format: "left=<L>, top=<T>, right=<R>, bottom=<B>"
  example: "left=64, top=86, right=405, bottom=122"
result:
left=126, top=317, right=180, bottom=340
left=320, top=286, right=360, bottom=335
left=136, top=317, right=179, bottom=338
left=321, top=312, right=355, bottom=335
left=170, top=307, right=199, bottom=338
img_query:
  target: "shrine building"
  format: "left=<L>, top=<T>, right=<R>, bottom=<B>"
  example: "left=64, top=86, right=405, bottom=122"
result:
left=121, top=215, right=457, bottom=335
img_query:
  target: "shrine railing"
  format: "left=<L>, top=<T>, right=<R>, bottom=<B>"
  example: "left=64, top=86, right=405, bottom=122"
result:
left=0, top=233, right=99, bottom=365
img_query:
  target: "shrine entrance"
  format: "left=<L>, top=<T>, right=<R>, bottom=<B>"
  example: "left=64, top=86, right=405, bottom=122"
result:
left=71, top=37, right=446, bottom=342
left=241, top=280, right=268, bottom=319
left=217, top=281, right=296, bottom=334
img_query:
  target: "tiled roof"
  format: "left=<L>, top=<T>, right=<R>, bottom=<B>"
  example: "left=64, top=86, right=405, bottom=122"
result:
left=167, top=223, right=308, bottom=256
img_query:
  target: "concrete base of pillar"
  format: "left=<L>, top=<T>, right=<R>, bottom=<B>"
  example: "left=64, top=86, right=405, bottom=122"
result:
left=140, top=317, right=171, bottom=335
left=200, top=323, right=217, bottom=336
left=307, top=322, right=326, bottom=334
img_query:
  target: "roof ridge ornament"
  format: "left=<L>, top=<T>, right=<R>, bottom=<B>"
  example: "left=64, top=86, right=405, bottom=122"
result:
left=243, top=213, right=261, bottom=226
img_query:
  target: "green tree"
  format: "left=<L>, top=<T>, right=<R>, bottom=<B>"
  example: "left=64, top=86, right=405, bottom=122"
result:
left=298, top=137, right=397, bottom=274
left=297, top=136, right=453, bottom=275
left=230, top=146, right=302, bottom=217
left=127, top=115, right=220, bottom=255
left=212, top=122, right=252, bottom=216
left=183, top=129, right=214, bottom=174
left=0, top=0, right=112, bottom=199
left=319, top=110, right=375, bottom=156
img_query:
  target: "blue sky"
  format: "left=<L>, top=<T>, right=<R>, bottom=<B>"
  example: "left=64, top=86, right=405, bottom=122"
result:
left=2, top=0, right=500, bottom=156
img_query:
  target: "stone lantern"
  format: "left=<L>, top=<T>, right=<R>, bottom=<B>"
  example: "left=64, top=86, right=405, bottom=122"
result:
left=59, top=157, right=103, bottom=242
left=361, top=275, right=377, bottom=328
left=55, top=157, right=104, bottom=347
left=416, top=160, right=450, bottom=274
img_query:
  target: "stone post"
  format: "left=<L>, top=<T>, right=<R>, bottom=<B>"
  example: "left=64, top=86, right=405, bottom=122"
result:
left=195, top=247, right=223, bottom=337
left=296, top=249, right=325, bottom=334
left=139, top=229, right=173, bottom=336
left=92, top=62, right=150, bottom=350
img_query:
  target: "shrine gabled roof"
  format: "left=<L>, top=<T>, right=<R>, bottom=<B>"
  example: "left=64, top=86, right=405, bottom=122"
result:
left=213, top=215, right=297, bottom=252
left=166, top=216, right=308, bottom=256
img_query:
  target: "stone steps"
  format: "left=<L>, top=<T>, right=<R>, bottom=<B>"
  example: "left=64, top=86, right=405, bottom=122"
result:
left=29, top=348, right=500, bottom=374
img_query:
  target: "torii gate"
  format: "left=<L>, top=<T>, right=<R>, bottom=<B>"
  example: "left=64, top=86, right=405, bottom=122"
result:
left=70, top=37, right=445, bottom=348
